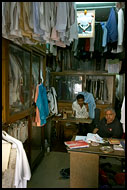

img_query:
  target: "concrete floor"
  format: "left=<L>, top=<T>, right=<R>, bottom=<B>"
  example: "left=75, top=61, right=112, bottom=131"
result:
left=27, top=138, right=125, bottom=188
left=28, top=151, right=70, bottom=188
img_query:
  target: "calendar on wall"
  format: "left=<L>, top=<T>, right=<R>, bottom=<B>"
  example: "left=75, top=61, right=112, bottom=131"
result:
left=77, top=10, right=95, bottom=38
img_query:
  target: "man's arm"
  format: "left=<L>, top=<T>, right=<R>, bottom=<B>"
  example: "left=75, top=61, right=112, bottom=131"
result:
left=93, top=128, right=99, bottom=134
left=92, top=118, right=103, bottom=134
left=113, top=120, right=123, bottom=138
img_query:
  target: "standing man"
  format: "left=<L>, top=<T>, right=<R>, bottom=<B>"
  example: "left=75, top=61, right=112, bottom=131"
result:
left=93, top=107, right=123, bottom=138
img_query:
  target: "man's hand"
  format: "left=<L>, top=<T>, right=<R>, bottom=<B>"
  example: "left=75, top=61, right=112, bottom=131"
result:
left=93, top=128, right=99, bottom=134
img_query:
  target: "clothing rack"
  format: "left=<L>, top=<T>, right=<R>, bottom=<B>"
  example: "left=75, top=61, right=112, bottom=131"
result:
left=95, top=21, right=106, bottom=24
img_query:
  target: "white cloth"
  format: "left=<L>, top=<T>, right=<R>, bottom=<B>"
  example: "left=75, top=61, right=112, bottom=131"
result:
left=120, top=96, right=125, bottom=133
left=2, top=131, right=31, bottom=188
left=72, top=100, right=89, bottom=119
left=47, top=87, right=58, bottom=115
left=117, top=8, right=124, bottom=46
left=117, top=8, right=124, bottom=53
left=55, top=2, right=67, bottom=32
left=89, top=36, right=95, bottom=52
left=112, top=8, right=124, bottom=53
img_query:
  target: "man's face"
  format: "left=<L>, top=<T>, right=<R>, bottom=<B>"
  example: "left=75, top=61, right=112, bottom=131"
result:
left=77, top=98, right=84, bottom=107
left=105, top=110, right=116, bottom=124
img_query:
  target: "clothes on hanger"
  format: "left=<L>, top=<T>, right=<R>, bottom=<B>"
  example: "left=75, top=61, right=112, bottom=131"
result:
left=47, top=87, right=58, bottom=115
left=2, top=131, right=31, bottom=188
left=35, top=83, right=49, bottom=126
left=2, top=2, right=77, bottom=48
left=86, top=78, right=108, bottom=102
left=111, top=8, right=124, bottom=53
left=106, top=7, right=118, bottom=44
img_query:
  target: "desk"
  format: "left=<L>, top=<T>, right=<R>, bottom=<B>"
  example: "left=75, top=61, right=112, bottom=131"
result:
left=52, top=116, right=92, bottom=140
left=68, top=136, right=125, bottom=188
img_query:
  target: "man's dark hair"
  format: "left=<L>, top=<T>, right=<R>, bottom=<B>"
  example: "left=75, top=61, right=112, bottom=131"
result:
left=76, top=94, right=84, bottom=100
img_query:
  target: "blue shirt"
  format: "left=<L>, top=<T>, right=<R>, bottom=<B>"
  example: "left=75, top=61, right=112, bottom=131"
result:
left=36, top=83, right=49, bottom=125
left=101, top=22, right=107, bottom=47
left=106, top=7, right=118, bottom=43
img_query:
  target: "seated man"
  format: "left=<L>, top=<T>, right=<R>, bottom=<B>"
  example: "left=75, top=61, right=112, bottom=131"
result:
left=72, top=94, right=89, bottom=135
left=93, top=107, right=123, bottom=138
left=72, top=94, right=89, bottom=119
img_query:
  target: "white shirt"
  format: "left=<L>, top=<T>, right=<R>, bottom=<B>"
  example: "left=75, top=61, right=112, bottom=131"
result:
left=120, top=96, right=125, bottom=133
left=2, top=131, right=31, bottom=188
left=72, top=100, right=89, bottom=119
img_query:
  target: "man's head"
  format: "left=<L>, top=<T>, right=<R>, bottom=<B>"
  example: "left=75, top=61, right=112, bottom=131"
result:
left=104, top=107, right=116, bottom=124
left=76, top=94, right=84, bottom=107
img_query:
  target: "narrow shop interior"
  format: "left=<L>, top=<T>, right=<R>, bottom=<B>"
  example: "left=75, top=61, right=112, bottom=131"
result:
left=2, top=2, right=125, bottom=188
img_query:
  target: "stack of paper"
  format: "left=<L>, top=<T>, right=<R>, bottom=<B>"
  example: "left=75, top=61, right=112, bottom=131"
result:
left=86, top=133, right=104, bottom=143
left=75, top=133, right=104, bottom=143
left=113, top=144, right=124, bottom=151
left=64, top=140, right=89, bottom=149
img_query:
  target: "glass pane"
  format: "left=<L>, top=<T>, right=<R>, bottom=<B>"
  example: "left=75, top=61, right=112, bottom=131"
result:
left=31, top=55, right=40, bottom=102
left=86, top=75, right=113, bottom=104
left=53, top=75, right=82, bottom=101
left=24, top=51, right=31, bottom=108
left=9, top=44, right=31, bottom=115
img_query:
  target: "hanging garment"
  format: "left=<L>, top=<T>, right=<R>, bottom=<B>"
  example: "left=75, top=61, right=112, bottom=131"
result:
left=2, top=2, right=78, bottom=46
left=79, top=92, right=96, bottom=119
left=69, top=2, right=78, bottom=42
left=117, top=8, right=124, bottom=51
left=112, top=8, right=124, bottom=53
left=89, top=36, right=95, bottom=52
left=19, top=2, right=32, bottom=39
left=106, top=7, right=118, bottom=43
left=101, top=22, right=108, bottom=52
left=41, top=2, right=54, bottom=42
left=55, top=2, right=67, bottom=32
left=120, top=96, right=125, bottom=133
left=94, top=23, right=103, bottom=53
left=47, top=87, right=58, bottom=115
left=35, top=83, right=49, bottom=126
left=84, top=38, right=90, bottom=52
left=2, top=131, right=31, bottom=188
left=33, top=2, right=45, bottom=36
left=9, top=2, right=22, bottom=38
left=2, top=2, right=11, bottom=39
